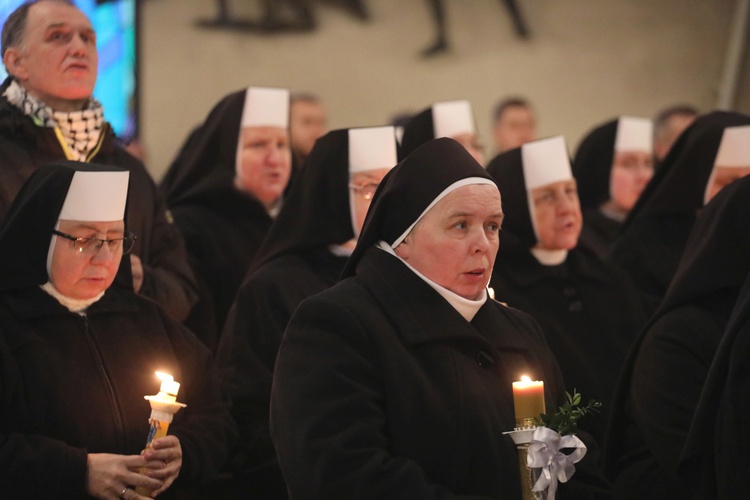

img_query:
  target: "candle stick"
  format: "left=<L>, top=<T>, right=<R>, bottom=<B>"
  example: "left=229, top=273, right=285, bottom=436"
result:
left=512, top=376, right=545, bottom=428
left=135, top=372, right=187, bottom=496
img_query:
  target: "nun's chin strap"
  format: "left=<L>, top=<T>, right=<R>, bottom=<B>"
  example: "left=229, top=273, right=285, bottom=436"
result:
left=40, top=282, right=104, bottom=314
left=530, top=247, right=568, bottom=266
left=377, top=241, right=486, bottom=322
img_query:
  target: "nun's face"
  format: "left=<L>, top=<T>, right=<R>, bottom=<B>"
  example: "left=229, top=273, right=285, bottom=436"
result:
left=610, top=151, right=654, bottom=211
left=395, top=184, right=502, bottom=300
left=452, top=132, right=485, bottom=166
left=531, top=179, right=582, bottom=251
left=350, top=168, right=391, bottom=236
left=237, top=126, right=292, bottom=207
left=49, top=220, right=124, bottom=299
left=705, top=166, right=750, bottom=202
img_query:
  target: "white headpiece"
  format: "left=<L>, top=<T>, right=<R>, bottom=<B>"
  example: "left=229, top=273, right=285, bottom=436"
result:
left=521, top=136, right=573, bottom=190
left=348, top=126, right=398, bottom=173
left=432, top=100, right=476, bottom=139
left=241, top=87, right=290, bottom=128
left=59, top=170, right=130, bottom=221
left=714, top=125, right=750, bottom=167
left=614, top=116, right=653, bottom=153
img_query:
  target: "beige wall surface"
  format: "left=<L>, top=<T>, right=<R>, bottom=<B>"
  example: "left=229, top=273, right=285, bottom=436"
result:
left=138, top=0, right=740, bottom=180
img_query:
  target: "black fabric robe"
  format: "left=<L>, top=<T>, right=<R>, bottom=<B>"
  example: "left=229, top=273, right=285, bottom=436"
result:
left=571, top=118, right=623, bottom=261
left=577, top=207, right=622, bottom=261
left=272, top=139, right=611, bottom=499
left=0, top=286, right=235, bottom=499
left=487, top=148, right=645, bottom=446
left=489, top=247, right=645, bottom=445
left=272, top=247, right=608, bottom=499
left=219, top=250, right=347, bottom=498
left=160, top=89, right=277, bottom=351
left=612, top=111, right=750, bottom=316
left=604, top=173, right=750, bottom=499
left=0, top=162, right=236, bottom=498
left=0, top=77, right=198, bottom=322
left=217, top=128, right=393, bottom=498
left=680, top=275, right=750, bottom=498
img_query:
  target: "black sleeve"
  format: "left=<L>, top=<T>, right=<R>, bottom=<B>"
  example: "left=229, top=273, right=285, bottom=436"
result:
left=216, top=275, right=294, bottom=496
left=159, top=309, right=237, bottom=485
left=120, top=151, right=199, bottom=322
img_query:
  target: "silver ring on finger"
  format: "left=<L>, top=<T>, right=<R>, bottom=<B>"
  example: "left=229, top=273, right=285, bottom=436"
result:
left=120, top=487, right=129, bottom=499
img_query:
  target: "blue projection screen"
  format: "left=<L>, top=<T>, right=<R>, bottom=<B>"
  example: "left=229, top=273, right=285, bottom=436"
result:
left=0, top=0, right=138, bottom=140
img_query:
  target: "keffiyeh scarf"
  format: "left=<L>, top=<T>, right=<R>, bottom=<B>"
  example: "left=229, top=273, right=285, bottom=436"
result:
left=4, top=79, right=104, bottom=161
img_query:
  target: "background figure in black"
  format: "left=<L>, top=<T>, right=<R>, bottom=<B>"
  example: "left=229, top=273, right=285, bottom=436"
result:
left=612, top=112, right=750, bottom=316
left=399, top=100, right=485, bottom=164
left=160, top=87, right=291, bottom=352
left=572, top=116, right=654, bottom=262
left=652, top=104, right=698, bottom=165
left=487, top=136, right=645, bottom=445
left=217, top=126, right=397, bottom=499
left=680, top=270, right=750, bottom=498
left=604, top=173, right=750, bottom=499
left=422, top=0, right=530, bottom=57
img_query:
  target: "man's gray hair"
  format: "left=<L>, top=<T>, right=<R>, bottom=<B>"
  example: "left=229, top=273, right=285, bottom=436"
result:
left=2, top=0, right=75, bottom=57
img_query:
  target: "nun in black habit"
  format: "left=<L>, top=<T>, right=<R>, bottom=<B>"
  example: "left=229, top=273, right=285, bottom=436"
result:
left=571, top=116, right=654, bottom=261
left=604, top=173, right=750, bottom=499
left=680, top=270, right=750, bottom=498
left=611, top=111, right=750, bottom=316
left=160, top=87, right=291, bottom=351
left=216, top=126, right=397, bottom=498
left=399, top=99, right=485, bottom=164
left=0, top=162, right=235, bottom=499
left=487, top=136, right=645, bottom=445
left=270, top=138, right=610, bottom=499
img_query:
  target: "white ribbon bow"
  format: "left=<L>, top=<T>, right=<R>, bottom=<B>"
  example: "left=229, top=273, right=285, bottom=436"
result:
left=526, top=426, right=587, bottom=500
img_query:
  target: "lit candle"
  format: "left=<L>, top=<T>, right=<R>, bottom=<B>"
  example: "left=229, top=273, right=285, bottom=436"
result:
left=137, top=371, right=187, bottom=496
left=155, top=371, right=180, bottom=403
left=512, top=375, right=545, bottom=427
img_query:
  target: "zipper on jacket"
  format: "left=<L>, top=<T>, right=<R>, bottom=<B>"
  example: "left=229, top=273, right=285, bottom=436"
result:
left=80, top=314, right=126, bottom=450
left=53, top=124, right=107, bottom=162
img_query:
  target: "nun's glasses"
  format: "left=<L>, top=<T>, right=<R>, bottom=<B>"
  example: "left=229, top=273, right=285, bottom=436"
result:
left=348, top=181, right=380, bottom=201
left=52, top=229, right=137, bottom=255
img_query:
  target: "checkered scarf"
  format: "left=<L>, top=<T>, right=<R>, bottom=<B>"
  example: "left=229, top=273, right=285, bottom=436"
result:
left=4, top=79, right=104, bottom=161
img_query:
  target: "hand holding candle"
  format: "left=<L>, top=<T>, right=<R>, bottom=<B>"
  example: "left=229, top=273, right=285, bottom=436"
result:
left=512, top=375, right=545, bottom=428
left=136, top=372, right=187, bottom=497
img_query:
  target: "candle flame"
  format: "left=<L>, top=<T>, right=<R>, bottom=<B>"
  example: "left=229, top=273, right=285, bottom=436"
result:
left=520, top=375, right=531, bottom=383
left=155, top=371, right=173, bottom=382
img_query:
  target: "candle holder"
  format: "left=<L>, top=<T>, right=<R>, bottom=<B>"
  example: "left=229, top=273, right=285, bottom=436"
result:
left=504, top=427, right=544, bottom=500
left=135, top=373, right=187, bottom=497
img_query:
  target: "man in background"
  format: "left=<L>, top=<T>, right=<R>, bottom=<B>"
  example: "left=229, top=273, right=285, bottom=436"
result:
left=0, top=0, right=198, bottom=321
left=491, top=96, right=537, bottom=154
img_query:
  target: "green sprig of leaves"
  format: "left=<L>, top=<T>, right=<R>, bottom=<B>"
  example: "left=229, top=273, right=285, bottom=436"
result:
left=534, top=390, right=602, bottom=436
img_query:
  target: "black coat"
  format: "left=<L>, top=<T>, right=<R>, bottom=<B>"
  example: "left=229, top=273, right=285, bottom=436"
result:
left=160, top=90, right=277, bottom=351
left=606, top=293, right=732, bottom=499
left=217, top=127, right=397, bottom=497
left=0, top=285, right=236, bottom=499
left=605, top=174, right=750, bottom=499
left=168, top=188, right=272, bottom=352
left=612, top=111, right=750, bottom=316
left=271, top=248, right=610, bottom=499
left=680, top=276, right=750, bottom=498
left=0, top=79, right=198, bottom=321
left=490, top=247, right=645, bottom=445
left=218, top=249, right=347, bottom=498
left=578, top=208, right=622, bottom=261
